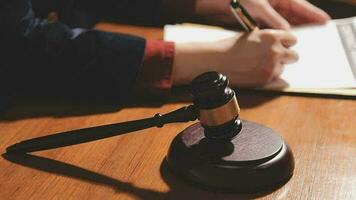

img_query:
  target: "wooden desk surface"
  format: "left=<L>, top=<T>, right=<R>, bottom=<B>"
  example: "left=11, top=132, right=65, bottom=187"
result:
left=1, top=5, right=356, bottom=199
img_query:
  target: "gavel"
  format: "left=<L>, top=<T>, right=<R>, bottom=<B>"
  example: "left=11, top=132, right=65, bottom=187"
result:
left=6, top=71, right=294, bottom=193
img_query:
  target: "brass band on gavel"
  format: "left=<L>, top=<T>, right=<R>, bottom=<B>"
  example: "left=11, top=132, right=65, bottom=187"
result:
left=198, top=95, right=240, bottom=126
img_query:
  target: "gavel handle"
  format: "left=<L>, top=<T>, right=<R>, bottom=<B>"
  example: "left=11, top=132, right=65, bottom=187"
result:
left=6, top=105, right=198, bottom=154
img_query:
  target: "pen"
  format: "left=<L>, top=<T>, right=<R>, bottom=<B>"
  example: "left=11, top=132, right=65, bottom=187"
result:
left=230, top=0, right=258, bottom=32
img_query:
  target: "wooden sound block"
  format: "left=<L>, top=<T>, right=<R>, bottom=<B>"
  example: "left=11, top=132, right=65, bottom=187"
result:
left=166, top=120, right=294, bottom=193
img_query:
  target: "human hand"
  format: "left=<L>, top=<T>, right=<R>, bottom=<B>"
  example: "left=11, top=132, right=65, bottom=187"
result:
left=172, top=29, right=298, bottom=87
left=194, top=0, right=331, bottom=29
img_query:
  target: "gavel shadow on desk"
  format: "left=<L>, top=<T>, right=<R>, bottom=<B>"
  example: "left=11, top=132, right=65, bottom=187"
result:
left=2, top=153, right=277, bottom=200
left=3, top=72, right=289, bottom=199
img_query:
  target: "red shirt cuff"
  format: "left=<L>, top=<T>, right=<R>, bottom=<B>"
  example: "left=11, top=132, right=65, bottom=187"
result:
left=137, top=40, right=175, bottom=95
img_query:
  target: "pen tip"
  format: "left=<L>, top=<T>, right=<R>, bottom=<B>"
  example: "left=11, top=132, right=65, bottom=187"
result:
left=230, top=0, right=239, bottom=8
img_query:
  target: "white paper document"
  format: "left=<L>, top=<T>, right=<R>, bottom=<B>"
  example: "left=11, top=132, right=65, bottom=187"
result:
left=164, top=17, right=356, bottom=92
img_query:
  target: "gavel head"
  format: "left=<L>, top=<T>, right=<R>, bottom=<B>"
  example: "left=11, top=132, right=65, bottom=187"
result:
left=191, top=71, right=242, bottom=141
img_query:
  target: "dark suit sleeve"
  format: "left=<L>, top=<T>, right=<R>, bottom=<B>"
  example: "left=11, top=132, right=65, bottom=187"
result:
left=0, top=0, right=146, bottom=101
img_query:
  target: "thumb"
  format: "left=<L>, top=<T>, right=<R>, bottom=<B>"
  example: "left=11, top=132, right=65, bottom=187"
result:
left=259, top=4, right=291, bottom=30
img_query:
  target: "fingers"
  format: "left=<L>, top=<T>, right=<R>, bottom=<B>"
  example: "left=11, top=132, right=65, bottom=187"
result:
left=260, top=29, right=297, bottom=47
left=282, top=32, right=297, bottom=47
left=270, top=32, right=298, bottom=65
left=259, top=30, right=299, bottom=81
left=269, top=62, right=284, bottom=81
left=280, top=48, right=299, bottom=64
left=280, top=32, right=297, bottom=48
left=226, top=28, right=299, bottom=87
left=264, top=48, right=297, bottom=83
left=286, top=0, right=331, bottom=25
left=258, top=3, right=291, bottom=30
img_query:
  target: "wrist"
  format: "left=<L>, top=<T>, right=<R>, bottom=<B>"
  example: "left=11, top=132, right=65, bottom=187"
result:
left=172, top=41, right=224, bottom=85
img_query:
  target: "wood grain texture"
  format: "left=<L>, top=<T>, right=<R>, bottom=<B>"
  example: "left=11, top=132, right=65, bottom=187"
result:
left=1, top=2, right=356, bottom=199
left=1, top=95, right=355, bottom=200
